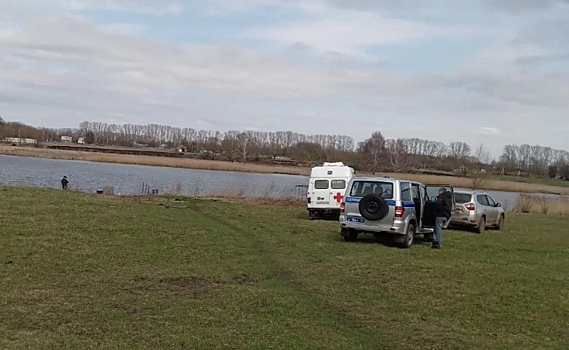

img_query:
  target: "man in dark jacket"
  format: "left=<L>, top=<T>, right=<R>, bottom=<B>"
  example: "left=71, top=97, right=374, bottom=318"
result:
left=433, top=188, right=452, bottom=249
left=61, top=176, right=69, bottom=190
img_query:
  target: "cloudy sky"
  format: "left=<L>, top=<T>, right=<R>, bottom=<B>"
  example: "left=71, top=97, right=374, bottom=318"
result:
left=1, top=0, right=568, bottom=156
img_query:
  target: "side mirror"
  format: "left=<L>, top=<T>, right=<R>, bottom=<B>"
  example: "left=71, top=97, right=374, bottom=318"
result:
left=495, top=203, right=502, bottom=207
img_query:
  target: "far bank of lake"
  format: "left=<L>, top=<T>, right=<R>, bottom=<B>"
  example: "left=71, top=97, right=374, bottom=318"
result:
left=1, top=145, right=568, bottom=196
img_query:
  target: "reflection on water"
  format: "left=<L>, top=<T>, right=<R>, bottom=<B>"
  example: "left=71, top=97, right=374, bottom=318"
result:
left=0, top=155, right=558, bottom=208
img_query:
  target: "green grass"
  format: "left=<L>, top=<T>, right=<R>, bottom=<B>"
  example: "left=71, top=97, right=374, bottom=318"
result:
left=1, top=187, right=568, bottom=349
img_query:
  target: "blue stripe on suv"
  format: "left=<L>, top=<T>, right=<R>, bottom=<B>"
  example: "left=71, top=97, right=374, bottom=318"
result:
left=344, top=198, right=415, bottom=208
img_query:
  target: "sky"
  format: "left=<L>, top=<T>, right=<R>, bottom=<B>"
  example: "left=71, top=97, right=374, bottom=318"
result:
left=1, top=0, right=568, bottom=157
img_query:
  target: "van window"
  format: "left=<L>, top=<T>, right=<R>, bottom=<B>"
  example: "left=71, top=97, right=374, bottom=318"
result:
left=400, top=182, right=412, bottom=201
left=331, top=180, right=346, bottom=189
left=314, top=180, right=329, bottom=189
left=349, top=181, right=393, bottom=199
left=455, top=193, right=472, bottom=204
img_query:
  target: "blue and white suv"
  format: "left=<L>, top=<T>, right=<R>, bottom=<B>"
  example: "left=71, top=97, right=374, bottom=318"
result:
left=339, top=177, right=455, bottom=248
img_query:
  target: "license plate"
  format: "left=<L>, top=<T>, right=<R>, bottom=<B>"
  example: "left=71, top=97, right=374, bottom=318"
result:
left=347, top=217, right=365, bottom=223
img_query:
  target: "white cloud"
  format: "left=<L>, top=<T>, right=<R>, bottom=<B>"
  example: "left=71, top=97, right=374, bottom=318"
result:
left=247, top=5, right=476, bottom=57
left=0, top=17, right=365, bottom=100
left=1, top=0, right=185, bottom=16
left=477, top=127, right=500, bottom=135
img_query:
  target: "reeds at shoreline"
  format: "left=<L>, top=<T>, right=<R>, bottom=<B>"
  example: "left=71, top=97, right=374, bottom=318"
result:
left=513, top=195, right=569, bottom=215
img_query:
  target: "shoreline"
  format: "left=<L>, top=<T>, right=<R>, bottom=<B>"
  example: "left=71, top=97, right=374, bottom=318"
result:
left=1, top=145, right=568, bottom=195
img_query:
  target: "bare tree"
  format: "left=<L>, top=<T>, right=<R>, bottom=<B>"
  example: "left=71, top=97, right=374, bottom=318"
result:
left=449, top=142, right=472, bottom=159
left=386, top=139, right=409, bottom=172
left=475, top=144, right=490, bottom=164
left=358, top=131, right=386, bottom=174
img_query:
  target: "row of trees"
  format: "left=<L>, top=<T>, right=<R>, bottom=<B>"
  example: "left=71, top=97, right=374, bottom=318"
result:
left=357, top=132, right=479, bottom=174
left=77, top=122, right=483, bottom=171
left=1, top=117, right=567, bottom=177
left=77, top=121, right=355, bottom=160
left=500, top=144, right=569, bottom=177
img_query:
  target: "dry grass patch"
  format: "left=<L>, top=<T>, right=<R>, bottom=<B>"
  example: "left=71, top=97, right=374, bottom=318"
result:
left=0, top=145, right=309, bottom=175
left=513, top=195, right=569, bottom=215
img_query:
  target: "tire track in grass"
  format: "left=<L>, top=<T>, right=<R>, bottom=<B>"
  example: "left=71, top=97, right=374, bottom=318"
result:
left=189, top=205, right=386, bottom=349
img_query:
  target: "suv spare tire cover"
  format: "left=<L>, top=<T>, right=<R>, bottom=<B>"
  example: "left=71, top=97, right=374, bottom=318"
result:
left=359, top=194, right=389, bottom=221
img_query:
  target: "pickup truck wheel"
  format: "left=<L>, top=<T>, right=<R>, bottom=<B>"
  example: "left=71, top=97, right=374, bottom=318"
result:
left=395, top=223, right=415, bottom=248
left=342, top=229, right=358, bottom=242
left=475, top=217, right=486, bottom=234
left=494, top=215, right=505, bottom=230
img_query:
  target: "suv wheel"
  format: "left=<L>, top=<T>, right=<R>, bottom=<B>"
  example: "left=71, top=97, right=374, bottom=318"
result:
left=475, top=217, right=486, bottom=234
left=395, top=223, right=415, bottom=248
left=495, top=215, right=505, bottom=230
left=342, top=228, right=358, bottom=242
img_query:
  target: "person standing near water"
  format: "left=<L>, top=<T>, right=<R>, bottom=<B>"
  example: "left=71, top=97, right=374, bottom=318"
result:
left=61, top=176, right=69, bottom=190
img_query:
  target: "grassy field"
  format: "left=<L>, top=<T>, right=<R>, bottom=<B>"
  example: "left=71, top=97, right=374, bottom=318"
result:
left=1, top=187, right=568, bottom=349
left=2, top=145, right=569, bottom=195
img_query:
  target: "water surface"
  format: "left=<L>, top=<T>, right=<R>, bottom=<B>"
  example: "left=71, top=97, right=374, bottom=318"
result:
left=0, top=154, right=557, bottom=209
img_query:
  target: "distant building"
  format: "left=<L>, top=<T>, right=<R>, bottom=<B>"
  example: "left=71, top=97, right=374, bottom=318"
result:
left=77, top=137, right=86, bottom=145
left=159, top=144, right=170, bottom=150
left=2, top=137, right=37, bottom=144
left=177, top=145, right=187, bottom=153
left=61, top=136, right=73, bottom=143
left=131, top=142, right=148, bottom=148
left=3, top=137, right=20, bottom=143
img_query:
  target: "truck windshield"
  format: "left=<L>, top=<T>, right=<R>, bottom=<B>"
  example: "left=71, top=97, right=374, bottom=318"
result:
left=349, top=181, right=393, bottom=199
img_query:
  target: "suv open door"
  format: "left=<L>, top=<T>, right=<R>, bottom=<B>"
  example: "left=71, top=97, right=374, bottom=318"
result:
left=422, top=184, right=455, bottom=229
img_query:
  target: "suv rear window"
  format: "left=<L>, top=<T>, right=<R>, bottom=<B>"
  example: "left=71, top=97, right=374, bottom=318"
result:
left=455, top=193, right=472, bottom=204
left=314, top=180, right=329, bottom=189
left=349, top=181, right=393, bottom=199
left=331, top=180, right=346, bottom=189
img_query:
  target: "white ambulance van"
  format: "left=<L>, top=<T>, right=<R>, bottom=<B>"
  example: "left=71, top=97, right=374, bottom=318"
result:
left=307, top=162, right=355, bottom=219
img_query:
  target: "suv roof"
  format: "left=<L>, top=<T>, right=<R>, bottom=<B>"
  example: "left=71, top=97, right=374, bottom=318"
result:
left=350, top=177, right=416, bottom=184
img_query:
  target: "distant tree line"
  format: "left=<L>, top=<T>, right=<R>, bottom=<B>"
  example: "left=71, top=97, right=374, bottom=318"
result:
left=500, top=144, right=569, bottom=178
left=1, top=118, right=567, bottom=178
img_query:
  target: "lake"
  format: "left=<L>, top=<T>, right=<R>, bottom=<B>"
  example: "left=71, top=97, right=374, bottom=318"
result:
left=0, top=155, right=307, bottom=199
left=0, top=154, right=552, bottom=209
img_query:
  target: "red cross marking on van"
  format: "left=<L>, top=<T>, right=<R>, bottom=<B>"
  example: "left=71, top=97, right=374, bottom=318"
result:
left=334, top=193, right=344, bottom=203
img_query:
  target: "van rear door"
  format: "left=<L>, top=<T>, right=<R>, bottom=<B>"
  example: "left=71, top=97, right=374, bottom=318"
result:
left=311, top=179, right=331, bottom=207
left=422, top=184, right=455, bottom=228
left=329, top=179, right=348, bottom=209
